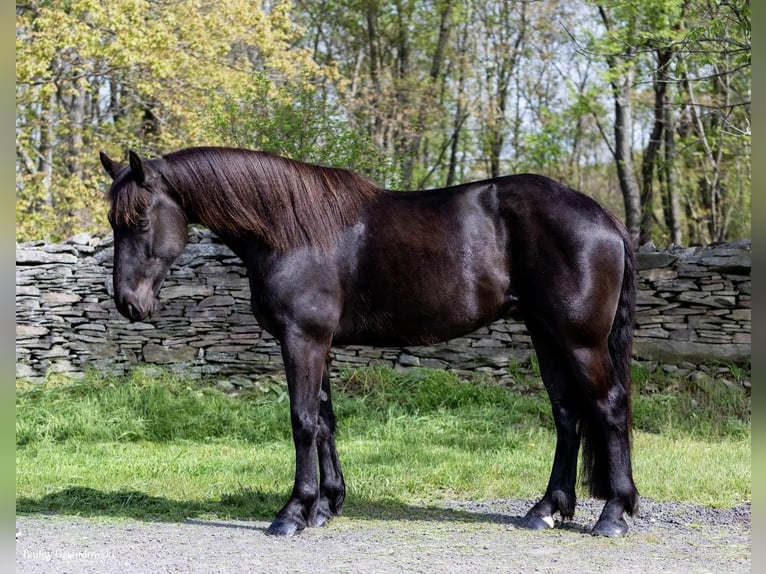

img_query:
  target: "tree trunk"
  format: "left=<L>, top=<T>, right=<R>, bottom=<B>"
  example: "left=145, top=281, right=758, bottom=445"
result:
left=446, top=20, right=469, bottom=187
left=597, top=5, right=641, bottom=243
left=639, top=48, right=671, bottom=246
left=66, top=75, right=86, bottom=179
left=401, top=0, right=454, bottom=188
left=365, top=1, right=384, bottom=148
left=41, top=89, right=56, bottom=209
left=682, top=69, right=723, bottom=242
left=393, top=0, right=414, bottom=186
left=612, top=71, right=642, bottom=243
left=662, top=102, right=682, bottom=245
left=481, top=0, right=526, bottom=179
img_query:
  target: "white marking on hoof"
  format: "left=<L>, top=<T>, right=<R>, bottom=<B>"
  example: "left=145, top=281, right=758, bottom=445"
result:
left=541, top=515, right=555, bottom=529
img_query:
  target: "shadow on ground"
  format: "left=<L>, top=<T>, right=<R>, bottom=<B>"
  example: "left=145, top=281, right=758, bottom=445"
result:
left=16, top=486, right=569, bottom=531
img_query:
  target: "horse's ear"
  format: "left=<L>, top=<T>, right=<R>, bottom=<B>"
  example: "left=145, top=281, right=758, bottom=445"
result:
left=128, top=150, right=163, bottom=188
left=128, top=150, right=148, bottom=186
left=99, top=151, right=122, bottom=180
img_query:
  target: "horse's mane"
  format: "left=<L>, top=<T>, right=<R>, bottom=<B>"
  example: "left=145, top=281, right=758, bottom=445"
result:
left=112, top=147, right=384, bottom=252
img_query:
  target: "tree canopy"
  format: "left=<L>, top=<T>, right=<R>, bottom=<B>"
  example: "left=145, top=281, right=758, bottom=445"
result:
left=16, top=0, right=750, bottom=246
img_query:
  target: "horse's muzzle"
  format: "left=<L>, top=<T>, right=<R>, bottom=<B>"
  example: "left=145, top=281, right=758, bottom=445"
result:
left=116, top=291, right=158, bottom=323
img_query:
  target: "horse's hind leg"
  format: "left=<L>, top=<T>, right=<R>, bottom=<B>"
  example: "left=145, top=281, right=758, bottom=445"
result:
left=570, top=346, right=638, bottom=537
left=313, top=357, right=346, bottom=527
left=520, top=318, right=581, bottom=530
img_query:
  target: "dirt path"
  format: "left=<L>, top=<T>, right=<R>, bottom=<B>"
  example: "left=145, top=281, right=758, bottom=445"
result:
left=16, top=498, right=750, bottom=573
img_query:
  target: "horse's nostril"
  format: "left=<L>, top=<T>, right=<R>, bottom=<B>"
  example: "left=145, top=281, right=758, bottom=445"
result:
left=118, top=294, right=144, bottom=322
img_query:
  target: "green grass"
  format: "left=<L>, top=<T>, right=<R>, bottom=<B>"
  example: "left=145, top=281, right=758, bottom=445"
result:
left=16, top=365, right=750, bottom=522
left=630, top=362, right=751, bottom=439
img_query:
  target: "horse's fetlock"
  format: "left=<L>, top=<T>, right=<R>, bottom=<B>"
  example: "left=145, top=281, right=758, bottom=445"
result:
left=551, top=490, right=576, bottom=519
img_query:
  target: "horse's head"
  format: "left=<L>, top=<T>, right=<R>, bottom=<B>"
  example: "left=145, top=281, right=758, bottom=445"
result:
left=100, top=150, right=188, bottom=322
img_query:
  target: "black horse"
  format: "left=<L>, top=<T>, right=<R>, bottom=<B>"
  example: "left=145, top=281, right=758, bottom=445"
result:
left=100, top=146, right=639, bottom=537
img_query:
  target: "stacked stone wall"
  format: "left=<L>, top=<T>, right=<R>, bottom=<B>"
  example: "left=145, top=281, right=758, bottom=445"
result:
left=16, top=231, right=750, bottom=385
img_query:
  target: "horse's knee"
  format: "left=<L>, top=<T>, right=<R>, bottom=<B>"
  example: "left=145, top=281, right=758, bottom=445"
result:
left=290, top=411, right=319, bottom=445
left=593, top=391, right=631, bottom=436
left=550, top=399, right=579, bottom=432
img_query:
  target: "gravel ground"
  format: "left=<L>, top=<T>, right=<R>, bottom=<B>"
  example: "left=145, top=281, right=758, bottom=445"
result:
left=16, top=498, right=750, bottom=574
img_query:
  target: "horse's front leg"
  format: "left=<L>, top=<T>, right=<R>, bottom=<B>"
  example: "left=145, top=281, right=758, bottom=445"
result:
left=266, top=329, right=330, bottom=536
left=313, top=358, right=345, bottom=527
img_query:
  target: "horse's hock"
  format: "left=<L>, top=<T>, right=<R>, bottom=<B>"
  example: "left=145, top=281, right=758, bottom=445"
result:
left=16, top=230, right=751, bottom=385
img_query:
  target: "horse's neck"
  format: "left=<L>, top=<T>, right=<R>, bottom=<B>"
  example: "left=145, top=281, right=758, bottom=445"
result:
left=215, top=231, right=270, bottom=265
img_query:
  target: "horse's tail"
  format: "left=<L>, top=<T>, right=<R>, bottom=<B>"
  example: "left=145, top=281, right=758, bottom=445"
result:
left=579, top=227, right=639, bottom=515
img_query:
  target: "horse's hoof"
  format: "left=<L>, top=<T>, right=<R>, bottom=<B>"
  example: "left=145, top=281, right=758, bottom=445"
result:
left=591, top=517, right=628, bottom=537
left=519, top=513, right=555, bottom=530
left=265, top=518, right=302, bottom=536
left=309, top=511, right=333, bottom=528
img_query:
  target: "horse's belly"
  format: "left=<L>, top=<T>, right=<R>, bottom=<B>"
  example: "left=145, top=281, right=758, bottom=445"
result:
left=336, top=276, right=516, bottom=347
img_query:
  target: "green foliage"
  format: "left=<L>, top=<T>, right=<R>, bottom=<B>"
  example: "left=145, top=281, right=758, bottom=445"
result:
left=588, top=0, right=750, bottom=244
left=630, top=362, right=750, bottom=438
left=16, top=1, right=749, bottom=244
left=206, top=75, right=401, bottom=187
left=15, top=0, right=327, bottom=242
left=519, top=106, right=568, bottom=171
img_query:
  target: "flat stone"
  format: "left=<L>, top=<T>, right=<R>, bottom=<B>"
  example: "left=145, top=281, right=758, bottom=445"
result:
left=729, top=309, right=751, bottom=321
left=472, top=338, right=505, bottom=348
left=398, top=353, right=421, bottom=367
left=41, top=292, right=82, bottom=305
left=160, top=285, right=214, bottom=299
left=142, top=343, right=197, bottom=364
left=43, top=244, right=78, bottom=255
left=653, top=279, right=699, bottom=292
left=15, top=285, right=40, bottom=296
left=66, top=232, right=92, bottom=245
left=633, top=338, right=750, bottom=363
left=16, top=249, right=78, bottom=265
left=639, top=268, right=677, bottom=281
left=174, top=243, right=236, bottom=266
left=636, top=292, right=667, bottom=305
left=677, top=292, right=735, bottom=308
left=39, top=347, right=70, bottom=358
left=198, top=295, right=236, bottom=307
left=697, top=254, right=750, bottom=272
left=74, top=323, right=107, bottom=332
left=122, top=322, right=155, bottom=331
left=16, top=325, right=49, bottom=337
left=636, top=251, right=679, bottom=270
left=47, top=360, right=80, bottom=373
left=635, top=327, right=670, bottom=338
left=16, top=363, right=37, bottom=379
left=733, top=333, right=751, bottom=344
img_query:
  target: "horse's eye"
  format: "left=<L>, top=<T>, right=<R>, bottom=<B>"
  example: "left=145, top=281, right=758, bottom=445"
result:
left=137, top=218, right=151, bottom=232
